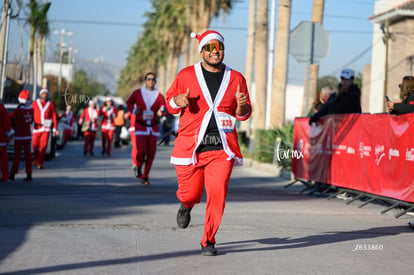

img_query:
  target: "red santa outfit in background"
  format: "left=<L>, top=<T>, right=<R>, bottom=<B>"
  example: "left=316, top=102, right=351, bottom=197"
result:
left=99, top=96, right=118, bottom=156
left=32, top=88, right=57, bottom=169
left=79, top=100, right=99, bottom=156
left=127, top=72, right=166, bottom=185
left=9, top=90, right=34, bottom=181
left=166, top=30, right=252, bottom=256
left=60, top=105, right=76, bottom=145
left=0, top=102, right=12, bottom=181
left=125, top=108, right=138, bottom=172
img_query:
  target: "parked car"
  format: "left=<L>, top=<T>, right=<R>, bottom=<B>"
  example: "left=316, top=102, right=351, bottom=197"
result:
left=5, top=103, right=56, bottom=159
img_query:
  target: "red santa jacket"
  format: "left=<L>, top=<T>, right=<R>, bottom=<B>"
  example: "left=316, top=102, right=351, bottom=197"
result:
left=79, top=107, right=99, bottom=132
left=9, top=104, right=33, bottom=140
left=99, top=105, right=118, bottom=131
left=127, top=87, right=166, bottom=136
left=166, top=62, right=252, bottom=166
left=60, top=111, right=76, bottom=130
left=32, top=99, right=57, bottom=133
left=0, top=103, right=12, bottom=146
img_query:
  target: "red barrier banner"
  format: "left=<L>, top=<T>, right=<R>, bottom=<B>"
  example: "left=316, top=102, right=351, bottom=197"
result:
left=292, top=114, right=414, bottom=203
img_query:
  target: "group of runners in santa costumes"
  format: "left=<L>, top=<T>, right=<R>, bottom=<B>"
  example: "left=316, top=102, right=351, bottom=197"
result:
left=78, top=96, right=118, bottom=157
left=2, top=29, right=252, bottom=257
left=0, top=88, right=58, bottom=182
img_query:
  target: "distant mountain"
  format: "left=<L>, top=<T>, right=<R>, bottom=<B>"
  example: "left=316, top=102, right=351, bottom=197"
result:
left=74, top=58, right=123, bottom=94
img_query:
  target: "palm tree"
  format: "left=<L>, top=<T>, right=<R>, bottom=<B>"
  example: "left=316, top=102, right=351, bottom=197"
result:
left=252, top=0, right=268, bottom=131
left=270, top=0, right=292, bottom=128
left=185, top=0, right=233, bottom=65
left=303, top=0, right=325, bottom=116
left=36, top=1, right=51, bottom=89
left=26, top=0, right=51, bottom=99
left=239, top=0, right=256, bottom=135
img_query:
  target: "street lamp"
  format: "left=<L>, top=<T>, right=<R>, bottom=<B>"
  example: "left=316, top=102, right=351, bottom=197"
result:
left=53, top=29, right=73, bottom=93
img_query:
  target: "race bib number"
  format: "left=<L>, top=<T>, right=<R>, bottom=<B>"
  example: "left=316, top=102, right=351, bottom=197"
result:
left=217, top=112, right=235, bottom=133
left=143, top=110, right=154, bottom=120
left=44, top=119, right=52, bottom=127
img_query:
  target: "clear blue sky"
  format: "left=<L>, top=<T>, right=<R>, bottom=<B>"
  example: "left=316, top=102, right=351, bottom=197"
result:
left=7, top=0, right=378, bottom=85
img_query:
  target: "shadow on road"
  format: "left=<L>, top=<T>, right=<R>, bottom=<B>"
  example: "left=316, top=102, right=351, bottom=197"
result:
left=2, top=225, right=410, bottom=275
left=219, top=225, right=412, bottom=254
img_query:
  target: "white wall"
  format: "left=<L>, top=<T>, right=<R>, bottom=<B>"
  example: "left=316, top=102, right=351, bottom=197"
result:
left=285, top=84, right=305, bottom=122
left=44, top=63, right=73, bottom=83
left=369, top=0, right=407, bottom=113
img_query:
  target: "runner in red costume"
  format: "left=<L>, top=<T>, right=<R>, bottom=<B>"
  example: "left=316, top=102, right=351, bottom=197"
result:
left=60, top=105, right=76, bottom=145
left=32, top=88, right=58, bottom=169
left=166, top=30, right=252, bottom=256
left=79, top=100, right=99, bottom=156
left=99, top=96, right=118, bottom=156
left=9, top=90, right=34, bottom=181
left=126, top=72, right=166, bottom=185
left=0, top=102, right=12, bottom=182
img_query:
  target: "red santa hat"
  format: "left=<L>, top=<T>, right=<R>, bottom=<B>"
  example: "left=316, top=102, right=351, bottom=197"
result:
left=18, top=89, right=30, bottom=104
left=190, top=30, right=225, bottom=53
left=39, top=88, right=49, bottom=95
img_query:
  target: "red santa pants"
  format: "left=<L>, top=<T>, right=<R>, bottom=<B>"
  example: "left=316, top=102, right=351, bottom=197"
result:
left=0, top=146, right=9, bottom=181
left=84, top=130, right=96, bottom=154
left=136, top=134, right=157, bottom=179
left=175, top=150, right=234, bottom=247
left=32, top=131, right=49, bottom=166
left=63, top=129, right=72, bottom=144
left=101, top=129, right=114, bottom=154
left=11, top=140, right=32, bottom=174
left=130, top=132, right=138, bottom=167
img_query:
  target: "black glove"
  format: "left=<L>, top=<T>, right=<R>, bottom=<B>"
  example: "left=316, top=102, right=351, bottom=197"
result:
left=309, top=115, right=318, bottom=126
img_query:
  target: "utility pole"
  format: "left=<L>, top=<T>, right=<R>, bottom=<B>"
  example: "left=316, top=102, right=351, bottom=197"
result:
left=54, top=29, right=72, bottom=93
left=0, top=0, right=11, bottom=102
left=270, top=0, right=291, bottom=128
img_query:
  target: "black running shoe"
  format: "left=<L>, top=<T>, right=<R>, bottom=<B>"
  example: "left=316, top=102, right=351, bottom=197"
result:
left=137, top=166, right=142, bottom=178
left=24, top=173, right=32, bottom=182
left=201, top=241, right=217, bottom=256
left=141, top=178, right=150, bottom=185
left=176, top=204, right=192, bottom=229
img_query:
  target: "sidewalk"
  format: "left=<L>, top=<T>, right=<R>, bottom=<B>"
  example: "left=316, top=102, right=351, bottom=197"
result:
left=0, top=141, right=412, bottom=274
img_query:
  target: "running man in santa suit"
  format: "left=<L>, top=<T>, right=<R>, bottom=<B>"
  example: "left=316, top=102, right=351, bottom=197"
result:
left=166, top=30, right=252, bottom=256
left=60, top=105, right=76, bottom=145
left=99, top=96, right=118, bottom=156
left=126, top=72, right=166, bottom=185
left=32, top=88, right=58, bottom=169
left=79, top=100, right=99, bottom=156
left=0, top=102, right=12, bottom=182
left=9, top=90, right=34, bottom=181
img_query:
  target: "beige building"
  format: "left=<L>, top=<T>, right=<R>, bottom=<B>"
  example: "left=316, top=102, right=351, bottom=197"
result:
left=368, top=0, right=414, bottom=113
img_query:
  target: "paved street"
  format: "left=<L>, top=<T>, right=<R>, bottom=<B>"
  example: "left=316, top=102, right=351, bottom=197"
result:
left=0, top=140, right=413, bottom=275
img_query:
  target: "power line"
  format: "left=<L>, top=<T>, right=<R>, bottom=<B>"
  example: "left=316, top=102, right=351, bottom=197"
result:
left=328, top=38, right=382, bottom=76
